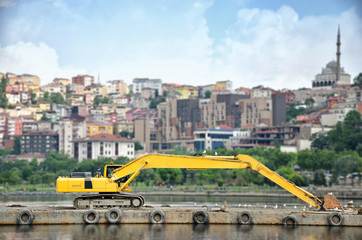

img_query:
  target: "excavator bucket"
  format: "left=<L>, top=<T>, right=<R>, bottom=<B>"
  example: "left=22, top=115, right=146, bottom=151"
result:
left=323, top=194, right=343, bottom=210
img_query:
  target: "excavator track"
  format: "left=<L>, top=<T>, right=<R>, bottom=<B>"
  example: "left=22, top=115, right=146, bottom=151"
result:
left=73, top=193, right=145, bottom=209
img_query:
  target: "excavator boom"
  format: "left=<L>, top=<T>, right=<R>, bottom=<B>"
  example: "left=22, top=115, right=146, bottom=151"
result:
left=110, top=154, right=322, bottom=208
left=57, top=153, right=341, bottom=209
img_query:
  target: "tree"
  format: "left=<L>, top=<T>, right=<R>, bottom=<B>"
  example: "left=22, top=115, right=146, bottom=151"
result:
left=0, top=76, right=8, bottom=108
left=314, top=170, right=326, bottom=186
left=101, top=96, right=110, bottom=104
left=43, top=91, right=50, bottom=101
left=120, top=130, right=129, bottom=138
left=274, top=140, right=281, bottom=149
left=21, top=166, right=33, bottom=180
left=31, top=92, right=37, bottom=104
left=13, top=137, right=21, bottom=154
left=328, top=110, right=362, bottom=152
left=286, top=103, right=307, bottom=122
left=93, top=96, right=101, bottom=108
left=305, top=98, right=315, bottom=110
left=51, top=93, right=65, bottom=104
left=204, top=90, right=211, bottom=99
left=41, top=112, right=49, bottom=121
left=149, top=98, right=165, bottom=109
left=135, top=141, right=144, bottom=151
left=310, top=133, right=329, bottom=151
left=311, top=110, right=362, bottom=152
left=353, top=73, right=362, bottom=86
left=113, top=123, right=120, bottom=135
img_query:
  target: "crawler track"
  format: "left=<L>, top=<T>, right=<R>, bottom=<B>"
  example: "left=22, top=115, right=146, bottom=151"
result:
left=73, top=193, right=145, bottom=209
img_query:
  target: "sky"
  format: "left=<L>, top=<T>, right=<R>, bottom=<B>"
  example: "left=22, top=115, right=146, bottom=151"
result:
left=0, top=0, right=361, bottom=90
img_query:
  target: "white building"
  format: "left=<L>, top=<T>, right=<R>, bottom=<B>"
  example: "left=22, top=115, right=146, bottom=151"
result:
left=321, top=108, right=353, bottom=126
left=73, top=133, right=134, bottom=161
left=107, top=80, right=129, bottom=95
left=194, top=128, right=236, bottom=151
left=133, top=78, right=162, bottom=95
left=6, top=93, right=21, bottom=105
left=54, top=120, right=73, bottom=156
left=250, top=86, right=274, bottom=98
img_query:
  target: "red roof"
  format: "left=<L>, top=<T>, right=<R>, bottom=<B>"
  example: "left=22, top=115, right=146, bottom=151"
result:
left=219, top=125, right=233, bottom=130
left=241, top=124, right=255, bottom=129
left=74, top=133, right=133, bottom=142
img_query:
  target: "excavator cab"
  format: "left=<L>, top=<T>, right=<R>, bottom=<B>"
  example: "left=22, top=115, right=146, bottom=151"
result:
left=104, top=164, right=130, bottom=182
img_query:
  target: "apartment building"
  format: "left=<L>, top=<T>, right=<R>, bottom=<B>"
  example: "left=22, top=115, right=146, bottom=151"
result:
left=133, top=78, right=162, bottom=95
left=200, top=94, right=248, bottom=129
left=21, top=131, right=59, bottom=154
left=239, top=93, right=286, bottom=127
left=53, top=119, right=73, bottom=156
left=250, top=85, right=275, bottom=98
left=107, top=80, right=129, bottom=95
left=8, top=73, right=41, bottom=86
left=214, top=80, right=233, bottom=92
left=72, top=75, right=94, bottom=87
left=175, top=85, right=199, bottom=99
left=73, top=133, right=134, bottom=161
left=86, top=123, right=113, bottom=136
left=194, top=128, right=235, bottom=151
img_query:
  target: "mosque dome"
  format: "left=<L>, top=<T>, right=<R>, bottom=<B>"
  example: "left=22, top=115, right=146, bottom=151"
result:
left=326, top=61, right=337, bottom=71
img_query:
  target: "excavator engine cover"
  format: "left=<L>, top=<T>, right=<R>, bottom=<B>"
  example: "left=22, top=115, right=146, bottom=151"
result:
left=323, top=194, right=343, bottom=210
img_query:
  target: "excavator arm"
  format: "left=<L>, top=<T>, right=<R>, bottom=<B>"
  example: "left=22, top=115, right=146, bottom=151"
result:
left=110, top=154, right=323, bottom=208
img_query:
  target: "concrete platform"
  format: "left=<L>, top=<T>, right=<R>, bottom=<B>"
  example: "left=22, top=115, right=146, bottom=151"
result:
left=0, top=205, right=361, bottom=226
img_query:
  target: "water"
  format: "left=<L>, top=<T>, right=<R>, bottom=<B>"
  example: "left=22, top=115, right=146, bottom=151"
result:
left=0, top=224, right=361, bottom=240
left=0, top=194, right=361, bottom=240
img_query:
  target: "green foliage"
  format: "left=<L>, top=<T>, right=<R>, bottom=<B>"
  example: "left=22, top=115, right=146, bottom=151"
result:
left=314, top=170, right=326, bottom=186
left=135, top=141, right=144, bottom=151
left=286, top=103, right=308, bottom=122
left=31, top=92, right=37, bottom=104
left=353, top=73, right=362, bottom=86
left=0, top=139, right=361, bottom=190
left=204, top=90, right=211, bottom=99
left=93, top=96, right=111, bottom=108
left=120, top=130, right=131, bottom=138
left=310, top=133, right=329, bottom=150
left=149, top=98, right=165, bottom=109
left=13, top=137, right=21, bottom=154
left=311, top=110, right=362, bottom=153
left=0, top=170, right=20, bottom=184
left=113, top=123, right=120, bottom=135
left=41, top=112, right=49, bottom=121
left=40, top=92, right=65, bottom=104
left=40, top=152, right=78, bottom=173
left=50, top=92, right=65, bottom=104
left=29, top=175, right=42, bottom=184
left=76, top=157, right=130, bottom=175
left=289, top=173, right=305, bottom=186
left=0, top=76, right=8, bottom=108
left=304, top=98, right=315, bottom=109
left=0, top=147, right=12, bottom=156
left=156, top=168, right=182, bottom=185
left=274, top=140, right=281, bottom=149
left=21, top=166, right=33, bottom=180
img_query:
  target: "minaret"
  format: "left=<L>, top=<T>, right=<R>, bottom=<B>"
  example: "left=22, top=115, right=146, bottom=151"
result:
left=336, top=25, right=341, bottom=83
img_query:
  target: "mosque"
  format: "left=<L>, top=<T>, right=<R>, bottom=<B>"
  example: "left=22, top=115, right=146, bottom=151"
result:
left=312, top=27, right=351, bottom=89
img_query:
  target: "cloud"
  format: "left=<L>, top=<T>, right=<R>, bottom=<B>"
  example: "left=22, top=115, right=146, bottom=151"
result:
left=0, top=41, right=85, bottom=83
left=1, top=2, right=361, bottom=90
left=0, top=0, right=15, bottom=8
left=211, top=6, right=362, bottom=89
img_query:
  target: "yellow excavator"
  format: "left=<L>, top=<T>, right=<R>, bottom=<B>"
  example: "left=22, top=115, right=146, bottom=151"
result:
left=56, top=154, right=343, bottom=210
